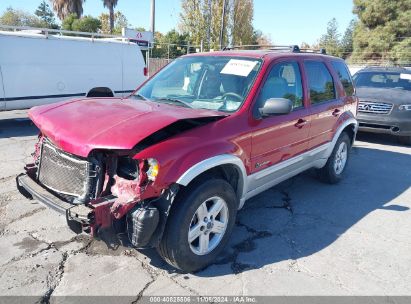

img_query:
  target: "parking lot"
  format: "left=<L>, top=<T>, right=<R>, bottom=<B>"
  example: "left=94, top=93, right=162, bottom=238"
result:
left=0, top=110, right=410, bottom=301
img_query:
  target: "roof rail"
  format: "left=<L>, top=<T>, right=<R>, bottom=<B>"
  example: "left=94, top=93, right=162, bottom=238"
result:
left=223, top=44, right=327, bottom=54
left=0, top=24, right=126, bottom=40
left=224, top=44, right=300, bottom=52
left=299, top=47, right=327, bottom=55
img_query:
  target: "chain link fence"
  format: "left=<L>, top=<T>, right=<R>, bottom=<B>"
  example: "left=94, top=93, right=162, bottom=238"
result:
left=147, top=41, right=203, bottom=76
left=146, top=42, right=411, bottom=76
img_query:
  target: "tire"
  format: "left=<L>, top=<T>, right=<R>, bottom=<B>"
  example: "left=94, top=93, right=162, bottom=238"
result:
left=317, top=132, right=351, bottom=184
left=398, top=136, right=411, bottom=146
left=157, top=178, right=238, bottom=272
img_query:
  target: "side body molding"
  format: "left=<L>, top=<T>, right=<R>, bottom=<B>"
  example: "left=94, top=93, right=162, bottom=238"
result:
left=175, top=117, right=358, bottom=210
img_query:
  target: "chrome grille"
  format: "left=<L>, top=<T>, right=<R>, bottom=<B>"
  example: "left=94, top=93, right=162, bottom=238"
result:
left=38, top=142, right=89, bottom=198
left=358, top=101, right=393, bottom=114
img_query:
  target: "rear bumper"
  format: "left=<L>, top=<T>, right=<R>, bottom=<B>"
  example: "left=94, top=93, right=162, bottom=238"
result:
left=357, top=112, right=411, bottom=136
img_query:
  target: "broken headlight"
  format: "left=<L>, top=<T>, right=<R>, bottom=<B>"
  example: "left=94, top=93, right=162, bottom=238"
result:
left=116, top=157, right=159, bottom=182
left=146, top=158, right=159, bottom=181
left=117, top=156, right=139, bottom=180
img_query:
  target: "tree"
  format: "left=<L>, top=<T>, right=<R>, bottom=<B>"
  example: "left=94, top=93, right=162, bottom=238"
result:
left=62, top=13, right=101, bottom=33
left=0, top=7, right=45, bottom=28
left=102, top=0, right=119, bottom=34
left=229, top=0, right=254, bottom=46
left=252, top=30, right=272, bottom=48
left=318, top=18, right=342, bottom=57
left=151, top=29, right=190, bottom=59
left=35, top=0, right=58, bottom=29
left=51, top=0, right=85, bottom=20
left=340, top=19, right=357, bottom=59
left=180, top=0, right=210, bottom=48
left=179, top=0, right=257, bottom=50
left=99, top=11, right=128, bottom=35
left=351, top=0, right=411, bottom=64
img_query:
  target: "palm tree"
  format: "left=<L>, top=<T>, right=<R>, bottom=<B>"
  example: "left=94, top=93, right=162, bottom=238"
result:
left=102, top=0, right=118, bottom=34
left=50, top=0, right=85, bottom=20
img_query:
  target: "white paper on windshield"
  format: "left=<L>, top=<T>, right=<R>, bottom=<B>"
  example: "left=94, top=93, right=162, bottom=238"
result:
left=400, top=73, right=411, bottom=80
left=220, top=59, right=258, bottom=77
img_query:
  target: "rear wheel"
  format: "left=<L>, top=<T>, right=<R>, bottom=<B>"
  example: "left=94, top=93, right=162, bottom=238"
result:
left=317, top=132, right=351, bottom=184
left=398, top=136, right=411, bottom=146
left=157, top=178, right=237, bottom=272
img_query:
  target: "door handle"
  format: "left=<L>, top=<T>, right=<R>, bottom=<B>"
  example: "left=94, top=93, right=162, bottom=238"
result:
left=294, top=119, right=308, bottom=129
left=332, top=109, right=341, bottom=117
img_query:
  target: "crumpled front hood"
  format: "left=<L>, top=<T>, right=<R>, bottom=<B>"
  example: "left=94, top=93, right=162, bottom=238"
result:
left=29, top=98, right=225, bottom=157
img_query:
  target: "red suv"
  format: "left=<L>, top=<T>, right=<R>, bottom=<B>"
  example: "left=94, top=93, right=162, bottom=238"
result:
left=17, top=46, right=358, bottom=272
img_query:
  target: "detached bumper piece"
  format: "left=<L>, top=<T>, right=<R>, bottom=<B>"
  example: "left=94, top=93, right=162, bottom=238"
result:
left=17, top=173, right=76, bottom=214
left=17, top=173, right=97, bottom=234
left=17, top=173, right=178, bottom=248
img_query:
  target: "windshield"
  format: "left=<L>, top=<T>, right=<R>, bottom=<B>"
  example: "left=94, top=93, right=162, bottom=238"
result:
left=134, top=56, right=262, bottom=112
left=353, top=71, right=411, bottom=91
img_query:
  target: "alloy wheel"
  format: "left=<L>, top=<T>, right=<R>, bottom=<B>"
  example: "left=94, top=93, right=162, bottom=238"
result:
left=188, top=196, right=229, bottom=256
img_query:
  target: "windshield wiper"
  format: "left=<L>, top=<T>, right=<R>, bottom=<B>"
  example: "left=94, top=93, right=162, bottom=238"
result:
left=155, top=98, right=193, bottom=108
left=133, top=93, right=149, bottom=101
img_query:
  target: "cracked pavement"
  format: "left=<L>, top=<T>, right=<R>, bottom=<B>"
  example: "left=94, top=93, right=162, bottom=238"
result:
left=1, top=110, right=411, bottom=301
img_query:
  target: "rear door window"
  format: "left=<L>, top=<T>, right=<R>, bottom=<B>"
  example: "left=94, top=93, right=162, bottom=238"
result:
left=304, top=61, right=336, bottom=104
left=331, top=61, right=354, bottom=96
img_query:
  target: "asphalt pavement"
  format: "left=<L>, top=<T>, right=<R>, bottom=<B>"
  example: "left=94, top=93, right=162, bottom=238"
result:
left=0, top=110, right=410, bottom=302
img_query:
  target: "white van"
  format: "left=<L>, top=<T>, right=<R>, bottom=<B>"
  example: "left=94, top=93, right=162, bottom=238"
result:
left=0, top=26, right=147, bottom=111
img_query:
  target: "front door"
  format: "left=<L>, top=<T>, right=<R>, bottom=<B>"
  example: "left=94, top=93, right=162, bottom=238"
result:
left=250, top=60, right=311, bottom=174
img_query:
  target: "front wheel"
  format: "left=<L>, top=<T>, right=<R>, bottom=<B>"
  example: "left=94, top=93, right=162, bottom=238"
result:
left=317, top=132, right=351, bottom=184
left=157, top=178, right=238, bottom=272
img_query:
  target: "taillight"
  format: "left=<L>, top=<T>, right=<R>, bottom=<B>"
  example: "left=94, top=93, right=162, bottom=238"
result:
left=143, top=67, right=148, bottom=77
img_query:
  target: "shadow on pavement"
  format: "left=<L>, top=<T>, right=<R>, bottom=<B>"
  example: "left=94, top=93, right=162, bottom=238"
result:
left=0, top=118, right=38, bottom=138
left=140, top=145, right=411, bottom=276
left=356, top=131, right=409, bottom=147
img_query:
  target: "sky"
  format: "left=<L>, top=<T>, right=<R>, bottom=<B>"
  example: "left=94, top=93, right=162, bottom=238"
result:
left=0, top=0, right=355, bottom=45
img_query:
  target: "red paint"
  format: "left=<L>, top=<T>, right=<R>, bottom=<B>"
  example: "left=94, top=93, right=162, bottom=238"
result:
left=29, top=98, right=224, bottom=157
left=91, top=200, right=113, bottom=232
left=27, top=50, right=358, bottom=227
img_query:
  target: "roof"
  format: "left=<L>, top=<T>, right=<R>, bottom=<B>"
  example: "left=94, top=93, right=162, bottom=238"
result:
left=184, top=49, right=341, bottom=61
left=0, top=25, right=136, bottom=46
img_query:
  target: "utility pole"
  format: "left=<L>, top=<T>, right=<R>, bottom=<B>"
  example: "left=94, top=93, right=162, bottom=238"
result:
left=219, top=0, right=227, bottom=50
left=207, top=0, right=211, bottom=50
left=150, top=0, right=155, bottom=35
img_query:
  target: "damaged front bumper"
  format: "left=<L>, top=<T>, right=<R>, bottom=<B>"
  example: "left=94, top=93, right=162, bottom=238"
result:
left=16, top=173, right=113, bottom=234
left=16, top=173, right=177, bottom=248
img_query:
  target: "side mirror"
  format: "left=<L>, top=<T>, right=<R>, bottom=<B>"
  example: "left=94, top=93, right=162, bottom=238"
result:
left=259, top=98, right=293, bottom=117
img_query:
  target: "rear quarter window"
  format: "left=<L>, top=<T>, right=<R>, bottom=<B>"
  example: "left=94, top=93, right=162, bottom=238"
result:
left=331, top=61, right=354, bottom=96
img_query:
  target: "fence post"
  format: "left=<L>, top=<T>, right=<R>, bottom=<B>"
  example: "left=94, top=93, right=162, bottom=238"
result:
left=167, top=43, right=170, bottom=60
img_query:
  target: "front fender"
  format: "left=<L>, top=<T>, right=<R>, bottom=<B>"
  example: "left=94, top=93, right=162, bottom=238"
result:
left=134, top=136, right=250, bottom=201
left=175, top=154, right=248, bottom=205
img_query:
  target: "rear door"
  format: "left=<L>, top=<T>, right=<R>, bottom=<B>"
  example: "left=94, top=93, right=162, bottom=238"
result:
left=250, top=59, right=311, bottom=173
left=0, top=66, right=5, bottom=110
left=303, top=60, right=344, bottom=149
